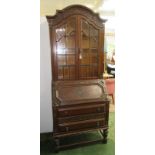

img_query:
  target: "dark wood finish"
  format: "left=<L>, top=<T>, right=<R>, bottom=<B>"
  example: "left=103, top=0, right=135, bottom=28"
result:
left=52, top=79, right=109, bottom=151
left=47, top=5, right=106, bottom=81
left=46, top=5, right=109, bottom=151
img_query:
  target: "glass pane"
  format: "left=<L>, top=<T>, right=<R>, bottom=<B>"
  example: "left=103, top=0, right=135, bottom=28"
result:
left=81, top=37, right=89, bottom=49
left=66, top=18, right=76, bottom=36
left=69, top=66, right=75, bottom=79
left=90, top=25, right=98, bottom=48
left=66, top=36, right=75, bottom=48
left=81, top=20, right=89, bottom=49
left=56, top=26, right=65, bottom=42
left=58, top=66, right=76, bottom=80
left=66, top=49, right=75, bottom=54
left=57, top=55, right=66, bottom=65
left=57, top=48, right=66, bottom=54
left=91, top=64, right=98, bottom=76
left=80, top=18, right=99, bottom=79
left=91, top=49, right=98, bottom=53
left=80, top=66, right=91, bottom=78
left=56, top=25, right=66, bottom=50
left=89, top=66, right=93, bottom=77
left=67, top=55, right=75, bottom=65
left=86, top=66, right=90, bottom=77
left=64, top=66, right=69, bottom=79
left=80, top=51, right=89, bottom=65
left=80, top=66, right=87, bottom=78
left=93, top=66, right=98, bottom=77
left=55, top=17, right=76, bottom=80
left=66, top=17, right=76, bottom=48
left=90, top=52, right=98, bottom=64
left=57, top=37, right=65, bottom=49
left=58, top=66, right=63, bottom=79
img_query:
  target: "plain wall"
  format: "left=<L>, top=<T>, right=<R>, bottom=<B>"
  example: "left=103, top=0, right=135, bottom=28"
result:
left=40, top=17, right=53, bottom=133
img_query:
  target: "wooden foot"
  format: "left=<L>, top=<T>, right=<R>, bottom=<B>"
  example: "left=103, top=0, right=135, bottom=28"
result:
left=54, top=138, right=60, bottom=153
left=112, top=94, right=115, bottom=104
left=103, top=129, right=108, bottom=143
left=99, top=129, right=108, bottom=144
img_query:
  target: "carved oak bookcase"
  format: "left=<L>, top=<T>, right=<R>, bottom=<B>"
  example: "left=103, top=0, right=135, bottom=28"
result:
left=46, top=5, right=109, bottom=152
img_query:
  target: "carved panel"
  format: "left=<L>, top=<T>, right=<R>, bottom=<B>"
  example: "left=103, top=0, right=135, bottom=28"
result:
left=53, top=79, right=109, bottom=106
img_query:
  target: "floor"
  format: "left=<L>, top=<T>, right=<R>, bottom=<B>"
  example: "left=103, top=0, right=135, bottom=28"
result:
left=40, top=111, right=115, bottom=155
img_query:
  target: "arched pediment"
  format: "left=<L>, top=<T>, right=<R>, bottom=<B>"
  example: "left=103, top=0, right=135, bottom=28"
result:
left=46, top=5, right=107, bottom=28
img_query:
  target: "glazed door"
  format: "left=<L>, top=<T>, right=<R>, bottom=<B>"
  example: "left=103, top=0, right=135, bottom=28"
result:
left=54, top=16, right=103, bottom=80
left=55, top=16, right=78, bottom=80
left=78, top=17, right=101, bottom=79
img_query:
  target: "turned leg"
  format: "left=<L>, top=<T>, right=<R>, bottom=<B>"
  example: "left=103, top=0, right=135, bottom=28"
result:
left=102, top=129, right=108, bottom=143
left=111, top=94, right=115, bottom=104
left=54, top=138, right=60, bottom=153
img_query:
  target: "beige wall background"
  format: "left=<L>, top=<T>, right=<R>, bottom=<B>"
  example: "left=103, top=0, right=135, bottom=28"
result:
left=40, top=0, right=115, bottom=41
left=40, top=0, right=114, bottom=16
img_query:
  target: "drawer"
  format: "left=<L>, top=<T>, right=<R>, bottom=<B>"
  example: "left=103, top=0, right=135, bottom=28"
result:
left=58, top=113, right=105, bottom=124
left=58, top=118, right=105, bottom=132
left=57, top=104, right=106, bottom=117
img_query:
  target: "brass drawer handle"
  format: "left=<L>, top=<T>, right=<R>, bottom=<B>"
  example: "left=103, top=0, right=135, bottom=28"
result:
left=65, top=127, right=69, bottom=132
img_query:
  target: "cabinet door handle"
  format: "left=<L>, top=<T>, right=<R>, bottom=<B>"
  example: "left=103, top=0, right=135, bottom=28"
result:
left=79, top=48, right=83, bottom=59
